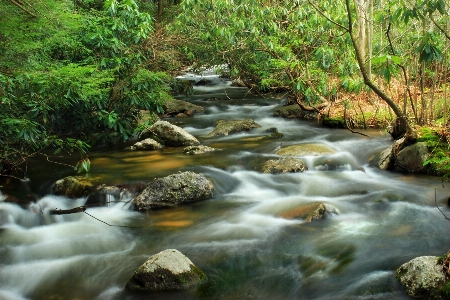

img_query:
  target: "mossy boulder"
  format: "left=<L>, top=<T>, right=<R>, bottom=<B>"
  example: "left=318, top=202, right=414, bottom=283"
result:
left=395, top=142, right=430, bottom=173
left=273, top=104, right=318, bottom=120
left=276, top=144, right=336, bottom=157
left=126, top=249, right=206, bottom=291
left=183, top=145, right=221, bottom=155
left=262, top=157, right=308, bottom=174
left=396, top=256, right=447, bottom=300
left=126, top=138, right=163, bottom=151
left=205, top=119, right=261, bottom=137
left=132, top=171, right=214, bottom=210
left=162, top=99, right=204, bottom=117
left=140, top=120, right=200, bottom=147
left=53, top=176, right=94, bottom=199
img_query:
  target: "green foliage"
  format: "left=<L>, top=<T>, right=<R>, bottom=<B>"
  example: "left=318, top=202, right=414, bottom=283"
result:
left=0, top=0, right=174, bottom=177
left=418, top=128, right=450, bottom=178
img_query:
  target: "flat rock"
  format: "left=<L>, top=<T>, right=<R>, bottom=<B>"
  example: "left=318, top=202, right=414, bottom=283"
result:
left=273, top=104, right=318, bottom=120
left=162, top=99, right=204, bottom=117
left=262, top=157, right=308, bottom=174
left=205, top=119, right=261, bottom=137
left=183, top=145, right=220, bottom=155
left=276, top=144, right=336, bottom=156
left=126, top=249, right=206, bottom=291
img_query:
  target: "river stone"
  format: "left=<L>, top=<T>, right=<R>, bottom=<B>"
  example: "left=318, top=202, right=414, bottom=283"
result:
left=126, top=249, right=206, bottom=291
left=262, top=157, right=308, bottom=174
left=278, top=202, right=337, bottom=221
left=140, top=120, right=200, bottom=147
left=183, top=145, right=220, bottom=155
left=132, top=171, right=214, bottom=210
left=396, top=256, right=446, bottom=299
left=273, top=104, right=318, bottom=120
left=276, top=144, right=336, bottom=157
left=376, top=144, right=395, bottom=170
left=162, top=99, right=204, bottom=117
left=126, top=138, right=163, bottom=151
left=53, top=176, right=94, bottom=199
left=205, top=119, right=261, bottom=137
left=395, top=142, right=430, bottom=173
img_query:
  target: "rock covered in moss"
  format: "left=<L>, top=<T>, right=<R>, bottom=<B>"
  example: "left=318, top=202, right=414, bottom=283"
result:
left=126, top=249, right=206, bottom=291
left=126, top=138, right=163, bottom=151
left=53, top=176, right=94, bottom=199
left=140, top=120, right=200, bottom=147
left=132, top=171, right=214, bottom=210
left=183, top=145, right=221, bottom=155
left=273, top=104, right=318, bottom=120
left=396, top=256, right=446, bottom=300
left=262, top=157, right=308, bottom=174
left=276, top=144, right=336, bottom=157
left=205, top=119, right=261, bottom=137
left=162, top=99, right=204, bottom=117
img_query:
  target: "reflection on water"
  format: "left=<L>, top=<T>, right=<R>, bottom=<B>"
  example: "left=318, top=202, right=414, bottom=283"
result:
left=1, top=77, right=450, bottom=300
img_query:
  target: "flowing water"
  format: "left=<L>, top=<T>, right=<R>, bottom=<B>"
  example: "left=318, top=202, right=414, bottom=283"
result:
left=1, top=74, right=450, bottom=300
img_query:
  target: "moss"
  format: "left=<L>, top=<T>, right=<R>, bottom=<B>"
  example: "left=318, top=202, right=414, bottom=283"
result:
left=322, top=116, right=346, bottom=128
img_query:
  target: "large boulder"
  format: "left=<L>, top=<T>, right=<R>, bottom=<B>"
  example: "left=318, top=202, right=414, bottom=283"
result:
left=126, top=249, right=207, bottom=291
left=140, top=120, right=200, bottom=147
left=396, top=256, right=447, bottom=300
left=273, top=104, right=318, bottom=120
left=126, top=138, right=163, bottom=151
left=395, top=142, right=430, bottom=173
left=162, top=99, right=204, bottom=117
left=132, top=171, right=214, bottom=210
left=276, top=144, right=336, bottom=157
left=262, top=157, right=308, bottom=174
left=53, top=176, right=94, bottom=199
left=205, top=119, right=261, bottom=137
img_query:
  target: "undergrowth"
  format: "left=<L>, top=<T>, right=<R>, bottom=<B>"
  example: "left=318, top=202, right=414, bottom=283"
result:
left=418, top=127, right=450, bottom=179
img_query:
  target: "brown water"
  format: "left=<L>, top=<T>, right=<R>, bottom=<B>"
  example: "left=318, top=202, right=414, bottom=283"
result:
left=1, top=74, right=450, bottom=300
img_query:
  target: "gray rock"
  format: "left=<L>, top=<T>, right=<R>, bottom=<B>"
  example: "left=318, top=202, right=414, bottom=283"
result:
left=262, top=157, right=308, bottom=174
left=276, top=144, right=336, bottom=157
left=183, top=145, right=220, bottom=155
left=162, top=99, right=204, bottom=117
left=132, top=171, right=214, bottom=210
left=205, top=119, right=261, bottom=137
left=126, top=138, right=163, bottom=151
left=126, top=249, right=206, bottom=291
left=395, top=142, right=430, bottom=173
left=396, top=256, right=446, bottom=300
left=273, top=104, right=318, bottom=120
left=53, top=176, right=94, bottom=199
left=377, top=144, right=395, bottom=170
left=140, top=121, right=200, bottom=147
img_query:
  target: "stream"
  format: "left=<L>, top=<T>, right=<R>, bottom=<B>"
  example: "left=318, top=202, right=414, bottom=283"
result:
left=1, top=74, right=450, bottom=300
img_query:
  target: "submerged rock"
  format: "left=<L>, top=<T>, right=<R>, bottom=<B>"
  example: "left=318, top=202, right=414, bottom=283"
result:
left=262, top=157, right=308, bottom=174
left=140, top=120, right=200, bottom=147
left=396, top=256, right=446, bottom=300
left=205, top=119, right=261, bottom=137
left=126, top=138, right=163, bottom=151
left=132, top=171, right=214, bottom=210
left=183, top=145, right=220, bottom=155
left=162, top=99, right=204, bottom=117
left=273, top=104, right=318, bottom=120
left=53, top=176, right=94, bottom=199
left=276, top=144, right=336, bottom=157
left=278, top=202, right=338, bottom=221
left=126, top=249, right=206, bottom=291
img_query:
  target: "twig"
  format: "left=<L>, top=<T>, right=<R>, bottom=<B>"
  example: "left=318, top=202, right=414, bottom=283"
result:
left=435, top=189, right=450, bottom=222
